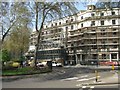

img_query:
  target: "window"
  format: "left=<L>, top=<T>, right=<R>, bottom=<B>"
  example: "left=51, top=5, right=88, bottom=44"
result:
left=101, top=21, right=104, bottom=25
left=66, top=20, right=68, bottom=23
left=100, top=13, right=104, bottom=16
left=71, top=19, right=73, bottom=22
left=59, top=22, right=61, bottom=25
left=113, top=32, right=117, bottom=35
left=71, top=33, right=74, bottom=35
left=101, top=33, right=106, bottom=36
left=102, top=45, right=106, bottom=49
left=81, top=23, right=83, bottom=27
left=113, top=45, right=117, bottom=48
left=55, top=23, right=57, bottom=26
left=111, top=11, right=115, bottom=15
left=91, top=21, right=95, bottom=26
left=81, top=16, right=83, bottom=19
left=91, top=30, right=96, bottom=32
left=51, top=30, right=53, bottom=33
left=112, top=20, right=116, bottom=25
left=111, top=53, right=117, bottom=59
left=102, top=54, right=106, bottom=59
left=113, top=41, right=117, bottom=43
left=91, top=13, right=95, bottom=17
left=81, top=34, right=84, bottom=37
left=66, top=27, right=68, bottom=30
left=101, top=29, right=105, bottom=32
left=113, top=29, right=116, bottom=31
left=91, top=33, right=96, bottom=35
left=51, top=24, right=53, bottom=26
left=58, top=29, right=61, bottom=32
left=42, top=32, right=44, bottom=35
left=71, top=25, right=74, bottom=29
left=101, top=40, right=106, bottom=44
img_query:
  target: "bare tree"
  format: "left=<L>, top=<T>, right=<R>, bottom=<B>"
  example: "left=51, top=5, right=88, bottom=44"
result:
left=0, top=2, right=31, bottom=43
left=28, top=1, right=78, bottom=67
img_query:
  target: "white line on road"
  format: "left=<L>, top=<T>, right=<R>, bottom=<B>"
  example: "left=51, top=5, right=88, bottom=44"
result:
left=61, top=77, right=78, bottom=81
left=80, top=75, right=88, bottom=78
left=82, top=86, right=87, bottom=88
left=77, top=85, right=95, bottom=89
left=90, top=86, right=95, bottom=88
left=76, top=84, right=81, bottom=87
left=61, top=75, right=88, bottom=81
left=77, top=76, right=101, bottom=82
left=77, top=78, right=89, bottom=82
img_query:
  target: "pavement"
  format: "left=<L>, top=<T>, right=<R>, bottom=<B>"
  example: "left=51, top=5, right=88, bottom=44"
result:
left=76, top=71, right=119, bottom=89
left=88, top=71, right=119, bottom=85
left=65, top=64, right=119, bottom=70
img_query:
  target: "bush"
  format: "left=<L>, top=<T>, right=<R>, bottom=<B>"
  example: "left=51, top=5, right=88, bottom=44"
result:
left=2, top=66, right=52, bottom=76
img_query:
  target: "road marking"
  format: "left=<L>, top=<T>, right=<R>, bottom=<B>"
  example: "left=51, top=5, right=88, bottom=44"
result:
left=61, top=77, right=78, bottom=81
left=76, top=84, right=81, bottom=87
left=61, top=75, right=88, bottom=81
left=82, top=86, right=87, bottom=88
left=77, top=76, right=100, bottom=82
left=93, top=81, right=105, bottom=83
left=80, top=75, right=88, bottom=78
left=77, top=78, right=89, bottom=82
left=90, top=86, right=95, bottom=88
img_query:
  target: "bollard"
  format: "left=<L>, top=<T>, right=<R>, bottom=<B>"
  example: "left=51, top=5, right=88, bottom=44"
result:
left=112, top=64, right=115, bottom=74
left=95, top=70, right=98, bottom=82
left=112, top=64, right=115, bottom=70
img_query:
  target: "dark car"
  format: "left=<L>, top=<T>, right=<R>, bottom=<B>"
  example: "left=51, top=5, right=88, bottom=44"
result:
left=87, top=60, right=99, bottom=65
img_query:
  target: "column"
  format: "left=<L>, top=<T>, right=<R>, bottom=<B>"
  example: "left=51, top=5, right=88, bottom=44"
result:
left=80, top=54, right=82, bottom=61
left=109, top=53, right=111, bottom=62
left=117, top=53, right=119, bottom=61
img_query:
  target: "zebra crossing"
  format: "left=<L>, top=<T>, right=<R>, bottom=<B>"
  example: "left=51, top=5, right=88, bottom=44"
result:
left=61, top=75, right=100, bottom=82
left=61, top=75, right=102, bottom=89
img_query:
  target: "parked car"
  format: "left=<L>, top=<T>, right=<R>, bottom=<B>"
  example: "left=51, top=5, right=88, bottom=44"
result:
left=52, top=62, right=62, bottom=67
left=37, top=62, right=44, bottom=67
left=12, top=62, right=20, bottom=68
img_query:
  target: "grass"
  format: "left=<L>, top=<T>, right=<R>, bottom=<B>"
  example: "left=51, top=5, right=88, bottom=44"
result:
left=2, top=67, right=52, bottom=76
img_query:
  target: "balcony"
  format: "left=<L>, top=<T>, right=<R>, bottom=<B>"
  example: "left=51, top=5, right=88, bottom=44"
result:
left=69, top=34, right=79, bottom=37
left=109, top=48, right=118, bottom=51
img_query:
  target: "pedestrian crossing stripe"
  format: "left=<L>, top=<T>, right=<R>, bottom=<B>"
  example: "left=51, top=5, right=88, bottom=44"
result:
left=82, top=86, right=95, bottom=88
left=82, top=86, right=87, bottom=88
left=90, top=86, right=95, bottom=88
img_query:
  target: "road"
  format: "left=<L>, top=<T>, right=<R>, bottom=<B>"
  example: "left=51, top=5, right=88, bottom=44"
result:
left=2, top=67, right=119, bottom=89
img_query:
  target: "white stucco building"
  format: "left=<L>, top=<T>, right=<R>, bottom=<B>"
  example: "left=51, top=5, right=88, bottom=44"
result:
left=29, top=5, right=120, bottom=65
